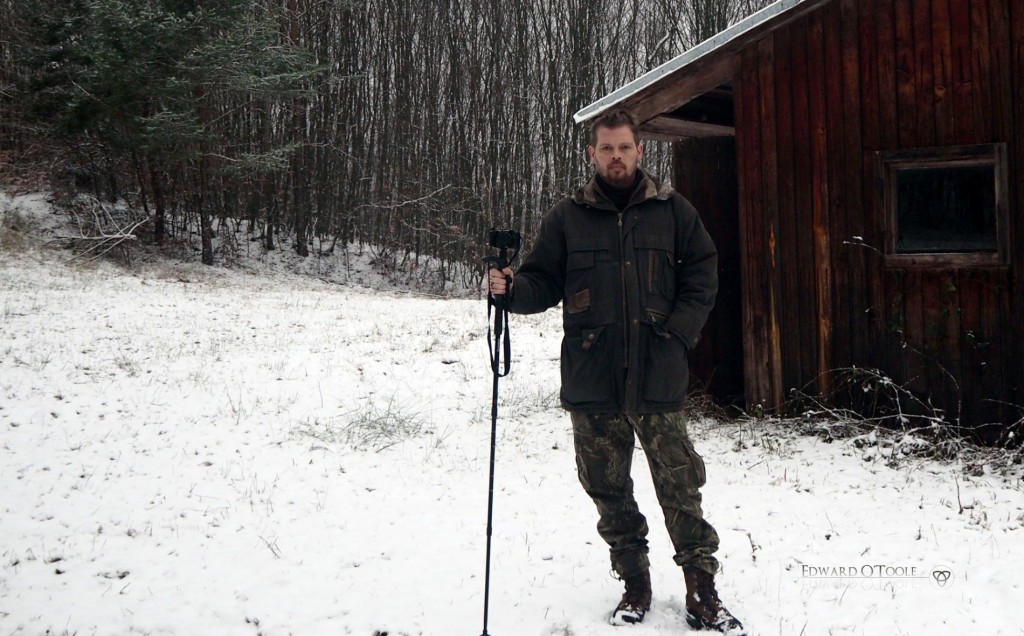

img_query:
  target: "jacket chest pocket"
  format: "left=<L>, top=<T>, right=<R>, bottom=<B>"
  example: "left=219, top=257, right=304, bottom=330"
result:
left=635, top=235, right=676, bottom=301
left=565, top=247, right=615, bottom=321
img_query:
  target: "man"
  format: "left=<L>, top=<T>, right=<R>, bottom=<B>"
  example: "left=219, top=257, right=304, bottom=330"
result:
left=487, top=108, right=744, bottom=634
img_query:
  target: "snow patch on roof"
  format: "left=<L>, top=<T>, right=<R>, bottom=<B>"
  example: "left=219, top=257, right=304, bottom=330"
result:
left=573, top=0, right=808, bottom=124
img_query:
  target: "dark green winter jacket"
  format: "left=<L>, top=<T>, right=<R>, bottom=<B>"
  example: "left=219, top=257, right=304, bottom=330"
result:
left=508, top=168, right=718, bottom=414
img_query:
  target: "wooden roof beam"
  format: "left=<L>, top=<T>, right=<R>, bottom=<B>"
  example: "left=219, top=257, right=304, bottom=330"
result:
left=640, top=116, right=736, bottom=141
left=624, top=53, right=740, bottom=124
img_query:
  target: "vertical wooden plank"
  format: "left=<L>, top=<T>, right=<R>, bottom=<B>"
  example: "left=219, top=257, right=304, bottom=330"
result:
left=979, top=269, right=1011, bottom=433
left=883, top=268, right=909, bottom=396
left=929, top=1, right=960, bottom=422
left=914, top=0, right=937, bottom=146
left=1010, top=0, right=1024, bottom=435
left=932, top=0, right=955, bottom=145
left=991, top=0, right=1018, bottom=437
left=940, top=270, right=964, bottom=424
left=960, top=0, right=998, bottom=429
left=860, top=1, right=882, bottom=156
left=917, top=272, right=937, bottom=415
left=774, top=25, right=803, bottom=401
left=840, top=0, right=867, bottom=377
left=970, top=0, right=995, bottom=141
left=808, top=9, right=834, bottom=394
left=876, top=2, right=909, bottom=387
left=949, top=0, right=974, bottom=144
left=757, top=35, right=785, bottom=408
left=877, top=0, right=900, bottom=150
left=957, top=270, right=982, bottom=429
left=925, top=271, right=962, bottom=423
left=894, top=0, right=918, bottom=147
left=997, top=269, right=1018, bottom=433
left=737, top=47, right=772, bottom=411
left=902, top=269, right=927, bottom=407
left=989, top=0, right=1013, bottom=143
left=790, top=14, right=819, bottom=405
left=859, top=1, right=888, bottom=378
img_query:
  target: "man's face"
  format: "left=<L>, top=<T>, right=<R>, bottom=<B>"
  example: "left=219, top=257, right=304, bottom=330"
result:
left=587, top=125, right=644, bottom=188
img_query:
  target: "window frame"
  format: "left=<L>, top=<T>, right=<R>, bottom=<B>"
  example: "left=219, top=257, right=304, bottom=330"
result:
left=877, top=143, right=1009, bottom=267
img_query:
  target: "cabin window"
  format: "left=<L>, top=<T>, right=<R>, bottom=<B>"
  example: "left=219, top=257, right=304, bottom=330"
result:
left=879, top=144, right=1008, bottom=266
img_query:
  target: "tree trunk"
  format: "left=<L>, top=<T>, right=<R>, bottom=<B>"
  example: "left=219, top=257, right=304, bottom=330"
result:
left=147, top=156, right=166, bottom=245
left=288, top=0, right=308, bottom=257
left=199, top=148, right=214, bottom=265
left=262, top=93, right=276, bottom=251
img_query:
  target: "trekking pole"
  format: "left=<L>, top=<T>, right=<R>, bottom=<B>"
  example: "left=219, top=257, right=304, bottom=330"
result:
left=480, top=228, right=520, bottom=636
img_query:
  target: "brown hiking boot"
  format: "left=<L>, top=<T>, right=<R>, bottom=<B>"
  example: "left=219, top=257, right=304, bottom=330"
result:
left=683, top=566, right=746, bottom=635
left=610, top=570, right=652, bottom=624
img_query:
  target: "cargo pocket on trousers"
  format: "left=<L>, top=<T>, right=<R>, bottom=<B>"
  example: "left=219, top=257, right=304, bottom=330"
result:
left=683, top=439, right=707, bottom=488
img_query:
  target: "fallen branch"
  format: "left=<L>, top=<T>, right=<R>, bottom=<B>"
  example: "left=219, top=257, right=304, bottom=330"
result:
left=46, top=196, right=149, bottom=264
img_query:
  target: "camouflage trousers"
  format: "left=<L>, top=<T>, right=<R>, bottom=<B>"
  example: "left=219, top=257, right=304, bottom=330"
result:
left=570, top=411, right=720, bottom=578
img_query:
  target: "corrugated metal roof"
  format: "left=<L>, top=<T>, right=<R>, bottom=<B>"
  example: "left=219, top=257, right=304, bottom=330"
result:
left=572, top=0, right=809, bottom=124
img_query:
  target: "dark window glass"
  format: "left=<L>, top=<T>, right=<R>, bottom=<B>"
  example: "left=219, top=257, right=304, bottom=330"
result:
left=895, top=165, right=996, bottom=253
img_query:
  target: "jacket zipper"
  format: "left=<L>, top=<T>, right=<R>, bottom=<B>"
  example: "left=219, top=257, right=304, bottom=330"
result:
left=618, top=210, right=629, bottom=371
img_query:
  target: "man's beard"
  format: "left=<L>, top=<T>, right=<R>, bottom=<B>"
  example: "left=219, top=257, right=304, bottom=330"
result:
left=602, top=164, right=635, bottom=188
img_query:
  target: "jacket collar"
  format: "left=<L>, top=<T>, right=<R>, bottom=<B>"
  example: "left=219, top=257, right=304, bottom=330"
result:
left=574, top=167, right=674, bottom=209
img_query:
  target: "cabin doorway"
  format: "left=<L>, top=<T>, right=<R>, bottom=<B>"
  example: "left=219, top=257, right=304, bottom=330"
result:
left=674, top=136, right=745, bottom=409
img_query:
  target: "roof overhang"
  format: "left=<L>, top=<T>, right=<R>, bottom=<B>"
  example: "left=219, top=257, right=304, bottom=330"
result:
left=573, top=0, right=832, bottom=140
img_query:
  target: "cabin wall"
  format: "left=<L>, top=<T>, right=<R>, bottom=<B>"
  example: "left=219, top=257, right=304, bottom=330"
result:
left=732, top=0, right=1023, bottom=435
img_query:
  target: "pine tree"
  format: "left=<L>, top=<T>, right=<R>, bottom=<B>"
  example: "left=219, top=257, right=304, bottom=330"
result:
left=16, top=0, right=315, bottom=260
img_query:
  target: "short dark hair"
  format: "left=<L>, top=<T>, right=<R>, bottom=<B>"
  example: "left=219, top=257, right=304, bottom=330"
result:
left=590, top=108, right=640, bottom=145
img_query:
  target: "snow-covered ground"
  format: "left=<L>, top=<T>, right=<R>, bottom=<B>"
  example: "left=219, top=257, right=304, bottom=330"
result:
left=1, top=191, right=1023, bottom=635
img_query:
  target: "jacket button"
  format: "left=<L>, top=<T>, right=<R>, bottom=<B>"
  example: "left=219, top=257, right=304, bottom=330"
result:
left=625, top=261, right=631, bottom=267
left=633, top=319, right=639, bottom=325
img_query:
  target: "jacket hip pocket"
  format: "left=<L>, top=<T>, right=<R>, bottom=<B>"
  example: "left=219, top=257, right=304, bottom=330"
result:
left=641, top=331, right=689, bottom=404
left=561, top=325, right=615, bottom=405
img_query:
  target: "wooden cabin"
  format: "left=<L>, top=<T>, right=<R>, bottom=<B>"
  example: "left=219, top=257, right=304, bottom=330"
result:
left=575, top=0, right=1024, bottom=441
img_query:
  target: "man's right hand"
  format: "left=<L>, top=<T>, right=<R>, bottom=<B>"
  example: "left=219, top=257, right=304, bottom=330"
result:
left=487, top=266, right=514, bottom=296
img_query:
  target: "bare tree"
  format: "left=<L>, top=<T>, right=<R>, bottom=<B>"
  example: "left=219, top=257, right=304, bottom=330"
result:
left=3, top=0, right=770, bottom=286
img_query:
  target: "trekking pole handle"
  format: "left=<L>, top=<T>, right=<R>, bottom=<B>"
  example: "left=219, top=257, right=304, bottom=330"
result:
left=484, top=253, right=512, bottom=302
